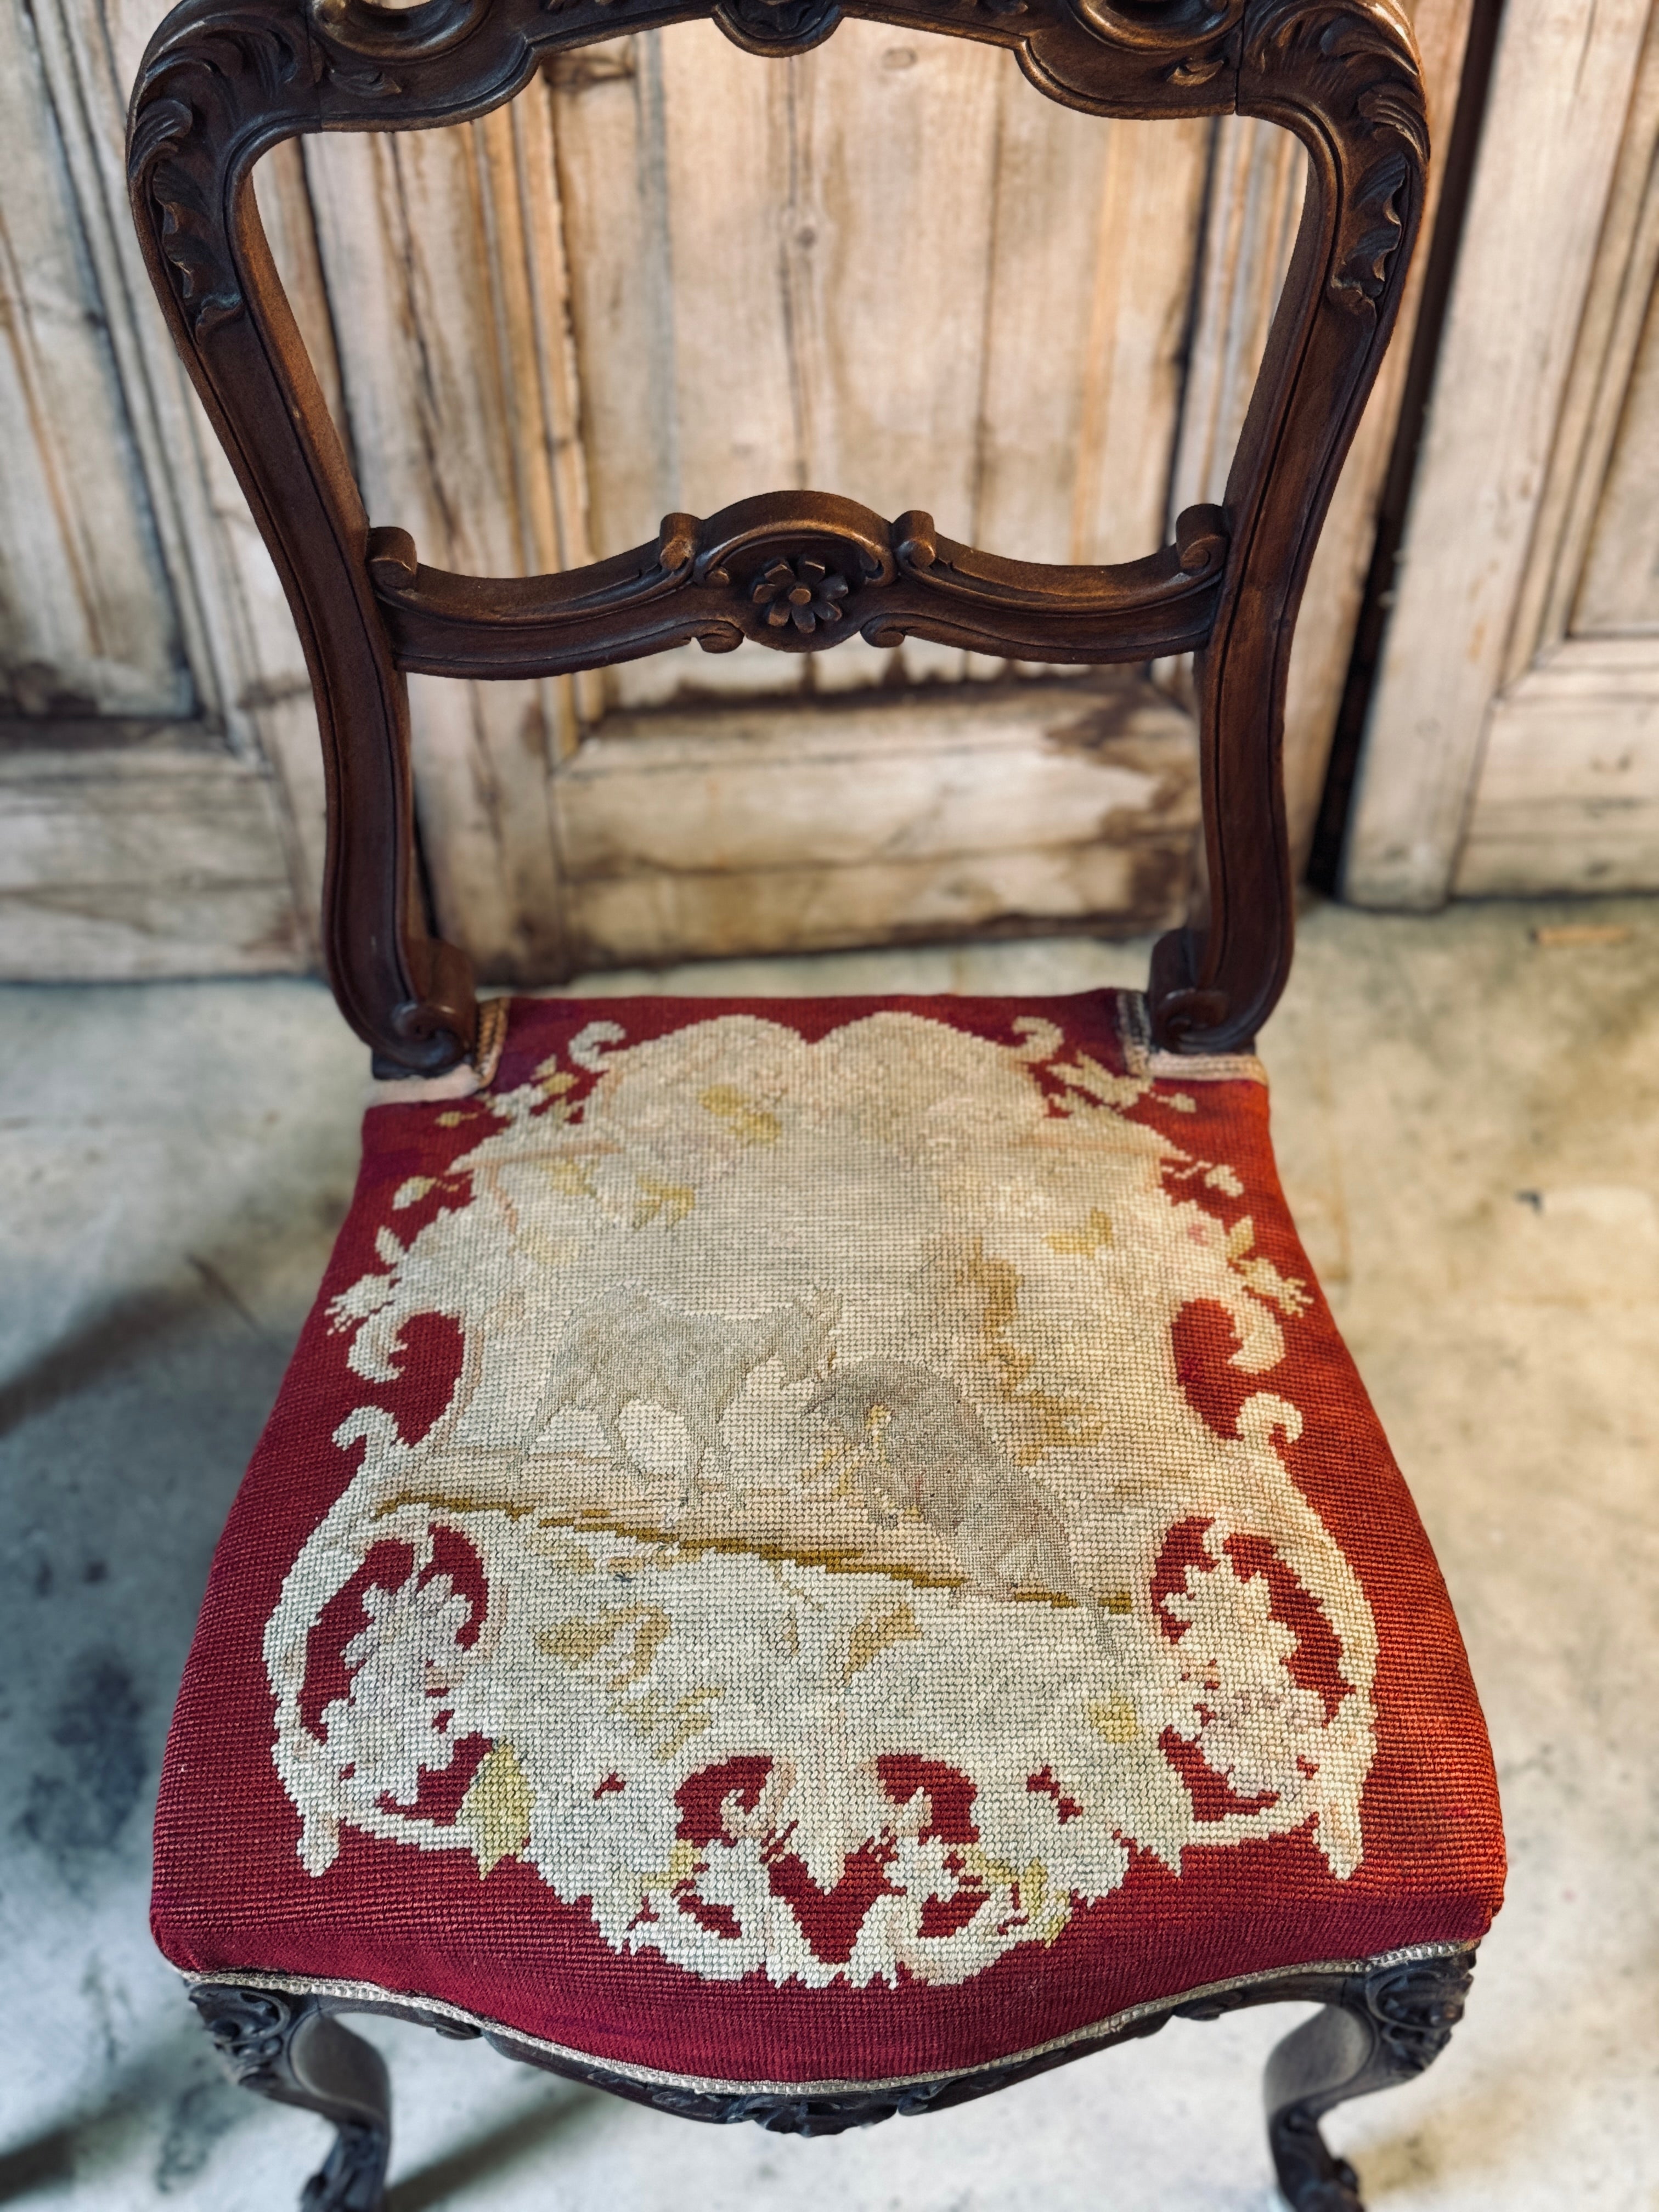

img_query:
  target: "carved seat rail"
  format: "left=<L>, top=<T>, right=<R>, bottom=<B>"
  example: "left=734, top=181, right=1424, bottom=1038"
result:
left=127, top=0, right=1428, bottom=1077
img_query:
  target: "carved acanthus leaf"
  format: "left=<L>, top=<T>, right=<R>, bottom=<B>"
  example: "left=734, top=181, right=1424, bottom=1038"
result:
left=1241, top=0, right=1427, bottom=318
left=1363, top=1956, right=1473, bottom=2074
left=128, top=3, right=317, bottom=331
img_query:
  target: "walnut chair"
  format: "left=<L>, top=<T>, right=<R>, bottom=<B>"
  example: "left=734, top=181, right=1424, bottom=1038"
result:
left=126, top=0, right=1503, bottom=2204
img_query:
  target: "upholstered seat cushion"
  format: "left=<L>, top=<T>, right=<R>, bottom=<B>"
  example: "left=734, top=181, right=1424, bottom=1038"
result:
left=153, top=989, right=1503, bottom=2092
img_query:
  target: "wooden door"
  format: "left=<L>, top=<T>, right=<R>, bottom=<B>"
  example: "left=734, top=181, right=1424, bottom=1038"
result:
left=3, top=0, right=1476, bottom=983
left=0, top=0, right=332, bottom=975
left=1345, top=0, right=1659, bottom=904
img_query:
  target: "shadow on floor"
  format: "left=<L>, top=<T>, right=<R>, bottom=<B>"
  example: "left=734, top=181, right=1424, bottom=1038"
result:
left=0, top=2128, right=75, bottom=2204
left=388, top=2085, right=597, bottom=2211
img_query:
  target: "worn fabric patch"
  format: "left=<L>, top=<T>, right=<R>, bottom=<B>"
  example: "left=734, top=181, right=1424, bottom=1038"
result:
left=153, top=990, right=1503, bottom=2085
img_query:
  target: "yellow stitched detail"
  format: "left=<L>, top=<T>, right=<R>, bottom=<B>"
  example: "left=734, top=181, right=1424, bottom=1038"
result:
left=540, top=1157, right=596, bottom=1198
left=843, top=1601, right=922, bottom=1683
left=699, top=1084, right=782, bottom=1145
left=538, top=1604, right=671, bottom=1689
left=458, top=1743, right=533, bottom=1877
left=619, top=1686, right=724, bottom=1760
left=1045, top=1206, right=1115, bottom=1256
left=1085, top=1694, right=1138, bottom=1743
left=633, top=1175, right=695, bottom=1228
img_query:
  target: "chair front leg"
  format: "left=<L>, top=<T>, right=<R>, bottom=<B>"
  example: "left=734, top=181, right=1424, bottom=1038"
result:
left=1264, top=1950, right=1475, bottom=2211
left=189, top=1984, right=391, bottom=2212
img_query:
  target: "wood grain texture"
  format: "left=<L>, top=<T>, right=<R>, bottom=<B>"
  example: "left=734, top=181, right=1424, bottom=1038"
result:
left=301, top=114, right=571, bottom=979
left=1437, top=2, right=1659, bottom=901
left=14, top=0, right=326, bottom=969
left=1521, top=5, right=1659, bottom=652
left=4, top=0, right=1441, bottom=991
left=558, top=678, right=1199, bottom=964
left=1276, top=0, right=1474, bottom=867
left=1455, top=641, right=1659, bottom=894
left=0, top=0, right=191, bottom=721
left=366, top=494, right=1229, bottom=672
left=0, top=732, right=304, bottom=977
left=1343, top=0, right=1652, bottom=909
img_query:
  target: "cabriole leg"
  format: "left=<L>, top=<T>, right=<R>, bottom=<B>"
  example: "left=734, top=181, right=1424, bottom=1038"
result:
left=1265, top=1951, right=1474, bottom=2212
left=189, top=1984, right=391, bottom=2212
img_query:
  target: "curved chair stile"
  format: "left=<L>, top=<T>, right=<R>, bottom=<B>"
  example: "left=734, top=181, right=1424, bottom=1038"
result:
left=126, top=0, right=1426, bottom=1073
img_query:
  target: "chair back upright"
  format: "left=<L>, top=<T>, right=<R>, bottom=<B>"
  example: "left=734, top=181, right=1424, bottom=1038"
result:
left=126, top=0, right=1427, bottom=1074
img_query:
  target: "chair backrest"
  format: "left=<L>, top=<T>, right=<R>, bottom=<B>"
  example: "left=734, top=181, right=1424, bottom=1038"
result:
left=127, top=0, right=1426, bottom=1076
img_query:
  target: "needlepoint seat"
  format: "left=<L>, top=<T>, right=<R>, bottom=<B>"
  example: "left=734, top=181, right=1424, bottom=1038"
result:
left=154, top=989, right=1502, bottom=2165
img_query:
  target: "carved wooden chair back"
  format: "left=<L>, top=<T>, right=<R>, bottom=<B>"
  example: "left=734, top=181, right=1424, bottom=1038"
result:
left=127, top=0, right=1425, bottom=1073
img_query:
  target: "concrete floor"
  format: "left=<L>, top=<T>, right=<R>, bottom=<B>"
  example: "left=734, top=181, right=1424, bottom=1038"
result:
left=1, top=895, right=1655, bottom=2211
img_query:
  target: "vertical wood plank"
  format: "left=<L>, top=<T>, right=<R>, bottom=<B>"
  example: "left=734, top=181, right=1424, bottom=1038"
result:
left=1066, top=119, right=1214, bottom=567
left=0, top=0, right=190, bottom=718
left=1167, top=115, right=1305, bottom=520
left=511, top=73, right=607, bottom=733
left=1153, top=0, right=1478, bottom=868
left=13, top=0, right=320, bottom=964
left=789, top=22, right=1005, bottom=689
left=614, top=26, right=811, bottom=707
left=303, top=119, right=569, bottom=976
left=1277, top=0, right=1476, bottom=867
left=253, top=141, right=349, bottom=452
left=1522, top=3, right=1659, bottom=644
left=972, top=100, right=1209, bottom=678
left=1345, top=0, right=1652, bottom=907
left=1152, top=115, right=1300, bottom=716
left=549, top=38, right=670, bottom=562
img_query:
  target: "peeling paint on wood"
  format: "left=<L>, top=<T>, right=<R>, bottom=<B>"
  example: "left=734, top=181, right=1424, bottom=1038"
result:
left=5, top=2, right=1477, bottom=978
left=556, top=677, right=1198, bottom=968
left=0, top=738, right=305, bottom=979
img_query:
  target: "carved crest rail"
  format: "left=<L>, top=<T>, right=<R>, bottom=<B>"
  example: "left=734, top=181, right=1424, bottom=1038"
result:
left=127, top=0, right=1428, bottom=1072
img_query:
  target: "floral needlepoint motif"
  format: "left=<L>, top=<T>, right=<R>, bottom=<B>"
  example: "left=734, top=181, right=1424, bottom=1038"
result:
left=153, top=986, right=1504, bottom=2088
left=751, top=556, right=849, bottom=633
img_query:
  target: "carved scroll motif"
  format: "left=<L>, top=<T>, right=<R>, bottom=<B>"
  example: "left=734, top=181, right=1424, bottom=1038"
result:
left=128, top=5, right=318, bottom=333
left=1362, top=1954, right=1472, bottom=2074
left=367, top=493, right=1231, bottom=675
left=127, top=0, right=1426, bottom=1072
left=1241, top=0, right=1428, bottom=316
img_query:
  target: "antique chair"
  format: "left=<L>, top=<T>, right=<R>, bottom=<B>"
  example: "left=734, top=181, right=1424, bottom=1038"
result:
left=126, top=0, right=1503, bottom=2203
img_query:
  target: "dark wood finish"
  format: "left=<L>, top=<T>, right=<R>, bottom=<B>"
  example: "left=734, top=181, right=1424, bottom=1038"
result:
left=190, top=1983, right=390, bottom=2210
left=1259, top=1951, right=1475, bottom=2210
left=1163, top=0, right=1430, bottom=1049
left=366, top=496, right=1231, bottom=676
left=191, top=1946, right=1473, bottom=2204
left=126, top=0, right=1426, bottom=1070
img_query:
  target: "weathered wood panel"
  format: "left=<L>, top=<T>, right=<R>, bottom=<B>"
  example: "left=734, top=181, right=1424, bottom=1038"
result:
left=1555, top=18, right=1659, bottom=642
left=1345, top=0, right=1654, bottom=907
left=1, top=0, right=324, bottom=972
left=556, top=675, right=1197, bottom=965
left=0, top=0, right=1476, bottom=984
left=0, top=735, right=303, bottom=977
left=554, top=29, right=1217, bottom=710
left=303, top=107, right=575, bottom=977
left=1455, top=643, right=1659, bottom=893
left=0, top=0, right=189, bottom=720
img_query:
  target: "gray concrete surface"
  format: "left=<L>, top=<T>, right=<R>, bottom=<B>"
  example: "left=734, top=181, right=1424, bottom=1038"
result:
left=1, top=896, right=1655, bottom=2210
